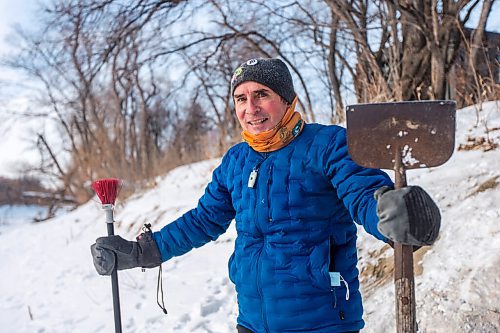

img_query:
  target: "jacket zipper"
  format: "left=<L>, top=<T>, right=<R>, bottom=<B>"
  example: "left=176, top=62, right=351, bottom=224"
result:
left=252, top=152, right=270, bottom=332
left=259, top=160, right=274, bottom=332
left=251, top=153, right=269, bottom=234
left=328, top=236, right=348, bottom=321
left=266, top=164, right=273, bottom=222
left=256, top=246, right=269, bottom=332
left=329, top=236, right=338, bottom=308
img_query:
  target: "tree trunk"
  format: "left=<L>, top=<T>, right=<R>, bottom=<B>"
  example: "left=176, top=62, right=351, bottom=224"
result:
left=327, top=12, right=344, bottom=122
left=470, top=0, right=493, bottom=70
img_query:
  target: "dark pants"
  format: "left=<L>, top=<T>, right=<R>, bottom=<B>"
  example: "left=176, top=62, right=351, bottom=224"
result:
left=236, top=325, right=253, bottom=333
left=236, top=325, right=359, bottom=333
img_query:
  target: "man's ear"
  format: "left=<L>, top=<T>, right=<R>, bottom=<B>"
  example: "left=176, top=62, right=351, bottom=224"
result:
left=280, top=97, right=291, bottom=107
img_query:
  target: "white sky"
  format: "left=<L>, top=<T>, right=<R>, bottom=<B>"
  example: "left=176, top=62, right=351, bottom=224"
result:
left=0, top=0, right=44, bottom=177
left=0, top=0, right=40, bottom=54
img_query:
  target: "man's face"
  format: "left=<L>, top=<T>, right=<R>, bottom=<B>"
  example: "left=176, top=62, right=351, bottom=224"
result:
left=233, top=81, right=288, bottom=135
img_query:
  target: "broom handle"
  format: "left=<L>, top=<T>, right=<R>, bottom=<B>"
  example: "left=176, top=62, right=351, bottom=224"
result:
left=394, top=149, right=416, bottom=333
left=106, top=209, right=123, bottom=333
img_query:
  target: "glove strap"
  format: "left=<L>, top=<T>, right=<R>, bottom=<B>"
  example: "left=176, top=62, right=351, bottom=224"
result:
left=157, top=265, right=167, bottom=314
left=141, top=223, right=168, bottom=315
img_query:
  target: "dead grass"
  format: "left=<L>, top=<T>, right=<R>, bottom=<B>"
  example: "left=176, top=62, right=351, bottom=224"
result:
left=360, top=245, right=431, bottom=298
left=458, top=136, right=498, bottom=152
left=468, top=175, right=500, bottom=197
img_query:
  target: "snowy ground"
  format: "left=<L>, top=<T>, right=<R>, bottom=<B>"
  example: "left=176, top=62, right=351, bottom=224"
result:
left=0, top=101, right=498, bottom=333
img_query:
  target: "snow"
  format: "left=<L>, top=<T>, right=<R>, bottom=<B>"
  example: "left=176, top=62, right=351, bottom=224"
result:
left=0, top=101, right=499, bottom=332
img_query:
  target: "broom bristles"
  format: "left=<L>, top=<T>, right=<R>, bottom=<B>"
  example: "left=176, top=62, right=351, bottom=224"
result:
left=91, top=178, right=122, bottom=205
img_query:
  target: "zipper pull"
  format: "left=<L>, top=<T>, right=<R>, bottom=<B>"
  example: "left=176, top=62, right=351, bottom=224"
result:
left=248, top=168, right=258, bottom=188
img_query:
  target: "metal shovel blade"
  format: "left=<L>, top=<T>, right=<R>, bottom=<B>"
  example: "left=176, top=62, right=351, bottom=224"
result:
left=346, top=101, right=456, bottom=170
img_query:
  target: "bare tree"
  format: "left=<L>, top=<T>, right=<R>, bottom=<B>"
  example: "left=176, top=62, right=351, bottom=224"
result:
left=3, top=0, right=496, bottom=205
left=323, top=0, right=494, bottom=102
left=6, top=0, right=190, bottom=203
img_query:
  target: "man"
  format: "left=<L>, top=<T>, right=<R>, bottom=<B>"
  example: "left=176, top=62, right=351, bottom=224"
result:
left=91, top=58, right=440, bottom=333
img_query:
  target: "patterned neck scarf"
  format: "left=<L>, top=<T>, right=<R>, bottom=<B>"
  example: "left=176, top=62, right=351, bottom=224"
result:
left=241, top=97, right=304, bottom=152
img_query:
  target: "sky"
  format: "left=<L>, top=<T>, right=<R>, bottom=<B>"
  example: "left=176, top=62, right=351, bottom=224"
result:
left=0, top=0, right=44, bottom=177
left=0, top=1, right=33, bottom=41
left=0, top=0, right=499, bottom=177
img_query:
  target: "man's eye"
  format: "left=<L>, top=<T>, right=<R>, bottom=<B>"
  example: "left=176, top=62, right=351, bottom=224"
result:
left=257, top=91, right=267, bottom=97
left=236, top=97, right=246, bottom=103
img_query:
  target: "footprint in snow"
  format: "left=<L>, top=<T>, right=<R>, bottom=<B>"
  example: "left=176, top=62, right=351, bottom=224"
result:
left=200, top=295, right=224, bottom=317
left=173, top=313, right=191, bottom=330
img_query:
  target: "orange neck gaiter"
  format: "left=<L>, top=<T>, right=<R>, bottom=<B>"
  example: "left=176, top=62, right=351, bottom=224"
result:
left=242, top=97, right=304, bottom=152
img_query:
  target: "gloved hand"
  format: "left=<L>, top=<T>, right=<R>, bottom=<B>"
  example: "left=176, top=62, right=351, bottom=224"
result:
left=375, top=185, right=441, bottom=246
left=91, top=228, right=162, bottom=275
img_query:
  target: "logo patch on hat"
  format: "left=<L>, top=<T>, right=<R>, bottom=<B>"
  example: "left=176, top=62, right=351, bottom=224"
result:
left=246, top=59, right=258, bottom=66
left=231, top=67, right=243, bottom=84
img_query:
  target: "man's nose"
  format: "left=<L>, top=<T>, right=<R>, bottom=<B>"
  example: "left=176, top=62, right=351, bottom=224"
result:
left=247, top=97, right=259, bottom=114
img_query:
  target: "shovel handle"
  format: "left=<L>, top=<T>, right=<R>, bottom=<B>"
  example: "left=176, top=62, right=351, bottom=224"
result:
left=394, top=150, right=417, bottom=333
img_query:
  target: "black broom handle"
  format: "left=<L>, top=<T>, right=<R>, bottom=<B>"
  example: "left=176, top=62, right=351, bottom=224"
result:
left=106, top=209, right=123, bottom=333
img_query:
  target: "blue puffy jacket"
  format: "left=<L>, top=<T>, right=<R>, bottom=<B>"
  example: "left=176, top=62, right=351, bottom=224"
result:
left=153, top=123, right=393, bottom=332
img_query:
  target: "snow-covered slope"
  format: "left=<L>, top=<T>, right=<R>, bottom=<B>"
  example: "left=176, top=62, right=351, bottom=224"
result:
left=0, top=102, right=498, bottom=333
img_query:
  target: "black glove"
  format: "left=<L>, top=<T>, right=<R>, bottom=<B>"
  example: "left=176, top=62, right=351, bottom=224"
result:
left=91, top=228, right=162, bottom=275
left=375, top=185, right=441, bottom=246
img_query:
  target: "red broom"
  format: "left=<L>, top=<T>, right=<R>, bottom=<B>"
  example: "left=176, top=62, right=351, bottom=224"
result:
left=92, top=178, right=122, bottom=206
left=92, top=178, right=123, bottom=333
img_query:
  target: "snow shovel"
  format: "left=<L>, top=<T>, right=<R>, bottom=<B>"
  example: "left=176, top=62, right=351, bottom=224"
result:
left=346, top=100, right=456, bottom=333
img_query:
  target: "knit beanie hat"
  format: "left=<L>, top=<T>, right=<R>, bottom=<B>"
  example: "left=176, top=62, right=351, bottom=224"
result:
left=230, top=58, right=296, bottom=104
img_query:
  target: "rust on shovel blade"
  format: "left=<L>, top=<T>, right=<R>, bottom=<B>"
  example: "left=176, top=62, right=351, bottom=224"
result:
left=346, top=101, right=456, bottom=170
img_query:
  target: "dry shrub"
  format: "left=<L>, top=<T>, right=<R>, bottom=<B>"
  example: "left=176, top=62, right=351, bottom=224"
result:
left=458, top=135, right=499, bottom=152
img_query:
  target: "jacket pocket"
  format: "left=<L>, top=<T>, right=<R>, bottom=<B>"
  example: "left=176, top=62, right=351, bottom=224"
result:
left=228, top=251, right=237, bottom=284
left=308, top=238, right=331, bottom=291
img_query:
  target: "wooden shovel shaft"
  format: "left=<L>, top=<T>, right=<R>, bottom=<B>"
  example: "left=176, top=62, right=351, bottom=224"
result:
left=394, top=149, right=417, bottom=333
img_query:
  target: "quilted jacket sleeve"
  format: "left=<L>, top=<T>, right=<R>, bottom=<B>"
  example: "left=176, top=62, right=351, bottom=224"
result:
left=323, top=126, right=393, bottom=241
left=152, top=154, right=236, bottom=262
